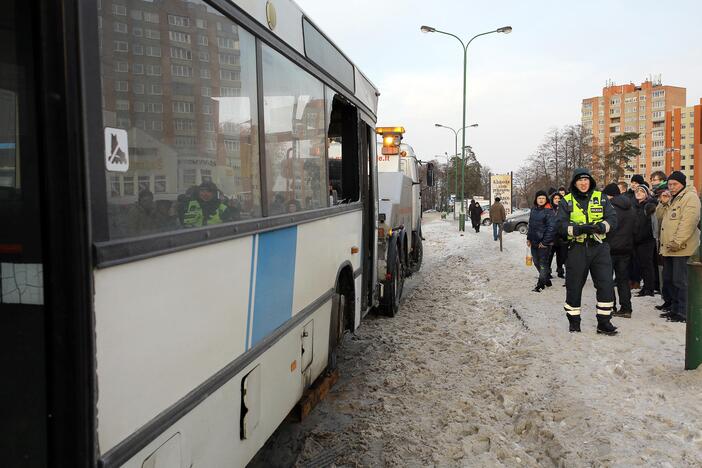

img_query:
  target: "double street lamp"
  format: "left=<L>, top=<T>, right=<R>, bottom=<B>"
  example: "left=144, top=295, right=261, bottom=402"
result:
left=422, top=24, right=512, bottom=230
left=434, top=123, right=478, bottom=219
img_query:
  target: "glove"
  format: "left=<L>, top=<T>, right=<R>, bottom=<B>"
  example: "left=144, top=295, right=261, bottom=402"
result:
left=593, top=222, right=607, bottom=235
left=667, top=240, right=683, bottom=252
left=572, top=224, right=595, bottom=236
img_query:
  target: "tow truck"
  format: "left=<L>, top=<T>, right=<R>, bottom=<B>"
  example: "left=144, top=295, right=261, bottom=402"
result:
left=375, top=127, right=433, bottom=316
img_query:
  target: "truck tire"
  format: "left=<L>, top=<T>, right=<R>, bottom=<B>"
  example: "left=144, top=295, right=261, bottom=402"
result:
left=381, top=247, right=404, bottom=317
left=517, top=223, right=528, bottom=235
left=410, top=233, right=423, bottom=273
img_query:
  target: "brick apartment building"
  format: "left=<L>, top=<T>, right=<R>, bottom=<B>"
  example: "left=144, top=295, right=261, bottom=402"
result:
left=665, top=99, right=702, bottom=192
left=582, top=80, right=687, bottom=184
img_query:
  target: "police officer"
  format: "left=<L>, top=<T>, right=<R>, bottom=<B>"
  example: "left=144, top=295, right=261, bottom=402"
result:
left=556, top=168, right=619, bottom=335
left=182, top=181, right=238, bottom=227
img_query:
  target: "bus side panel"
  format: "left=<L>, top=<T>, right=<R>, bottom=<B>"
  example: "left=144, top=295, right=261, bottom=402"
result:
left=293, top=210, right=363, bottom=378
left=93, top=237, right=254, bottom=452
left=114, top=303, right=332, bottom=467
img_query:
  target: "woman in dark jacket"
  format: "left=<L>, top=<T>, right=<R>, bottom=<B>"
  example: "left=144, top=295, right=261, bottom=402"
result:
left=548, top=192, right=568, bottom=278
left=632, top=185, right=658, bottom=296
left=527, top=190, right=556, bottom=292
left=468, top=200, right=483, bottom=232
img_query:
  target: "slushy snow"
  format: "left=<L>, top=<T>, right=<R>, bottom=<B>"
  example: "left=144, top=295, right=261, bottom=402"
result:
left=252, top=212, right=702, bottom=467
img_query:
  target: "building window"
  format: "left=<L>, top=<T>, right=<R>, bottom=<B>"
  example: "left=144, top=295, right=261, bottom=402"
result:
left=171, top=64, right=193, bottom=78
left=112, top=4, right=127, bottom=16
left=199, top=51, right=209, bottom=62
left=133, top=44, right=144, bottom=55
left=145, top=28, right=160, bottom=40
left=198, top=35, right=209, bottom=46
left=114, top=80, right=128, bottom=92
left=116, top=99, right=130, bottom=110
left=170, top=47, right=192, bottom=60
left=168, top=14, right=190, bottom=27
left=169, top=30, right=191, bottom=44
left=146, top=46, right=161, bottom=57
left=123, top=176, right=135, bottom=196
left=220, top=86, right=239, bottom=97
left=114, top=21, right=128, bottom=33
left=200, top=68, right=211, bottom=79
left=173, top=101, right=194, bottom=114
left=154, top=175, right=167, bottom=193
left=143, top=12, right=159, bottom=23
left=114, top=61, right=129, bottom=72
left=113, top=40, right=129, bottom=52
left=217, top=37, right=238, bottom=49
left=146, top=64, right=161, bottom=76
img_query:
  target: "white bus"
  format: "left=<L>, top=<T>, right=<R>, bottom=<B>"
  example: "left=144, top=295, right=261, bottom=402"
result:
left=0, top=0, right=383, bottom=466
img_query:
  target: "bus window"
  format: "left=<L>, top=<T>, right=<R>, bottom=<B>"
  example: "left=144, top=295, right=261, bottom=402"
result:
left=261, top=45, right=327, bottom=215
left=326, top=89, right=359, bottom=204
left=95, top=0, right=262, bottom=239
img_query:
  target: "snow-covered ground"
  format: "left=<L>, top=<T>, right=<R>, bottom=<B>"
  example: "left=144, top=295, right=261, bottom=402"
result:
left=251, top=213, right=702, bottom=467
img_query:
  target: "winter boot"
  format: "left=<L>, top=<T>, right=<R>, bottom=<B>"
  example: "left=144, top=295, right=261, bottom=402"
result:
left=544, top=278, right=553, bottom=288
left=557, top=270, right=565, bottom=279
left=566, top=313, right=581, bottom=333
left=596, top=314, right=618, bottom=335
left=636, top=289, right=654, bottom=297
left=532, top=282, right=545, bottom=293
left=655, top=302, right=672, bottom=311
left=612, top=308, right=632, bottom=318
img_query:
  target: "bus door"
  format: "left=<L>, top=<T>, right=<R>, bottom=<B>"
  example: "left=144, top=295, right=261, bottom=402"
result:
left=359, top=114, right=378, bottom=311
left=1, top=1, right=94, bottom=466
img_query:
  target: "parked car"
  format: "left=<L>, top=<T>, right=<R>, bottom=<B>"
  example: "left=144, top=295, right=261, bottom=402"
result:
left=502, top=208, right=530, bottom=234
left=480, top=203, right=491, bottom=226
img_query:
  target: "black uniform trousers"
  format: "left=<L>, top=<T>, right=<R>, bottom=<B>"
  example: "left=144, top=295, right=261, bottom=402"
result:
left=549, top=244, right=568, bottom=275
left=634, top=239, right=656, bottom=292
left=611, top=254, right=632, bottom=311
left=565, top=241, right=615, bottom=314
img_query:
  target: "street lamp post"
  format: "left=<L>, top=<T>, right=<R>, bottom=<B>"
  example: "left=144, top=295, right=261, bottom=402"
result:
left=435, top=123, right=478, bottom=219
left=422, top=24, right=512, bottom=231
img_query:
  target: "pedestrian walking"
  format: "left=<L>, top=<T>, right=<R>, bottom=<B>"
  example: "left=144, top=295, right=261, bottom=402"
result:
left=548, top=192, right=568, bottom=278
left=556, top=168, right=619, bottom=335
left=469, top=199, right=483, bottom=233
left=489, top=197, right=507, bottom=241
left=655, top=171, right=701, bottom=322
left=603, top=183, right=635, bottom=318
left=527, top=190, right=555, bottom=292
left=632, top=185, right=658, bottom=297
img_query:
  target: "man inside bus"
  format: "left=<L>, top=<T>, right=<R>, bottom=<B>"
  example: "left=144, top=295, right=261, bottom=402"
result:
left=181, top=180, right=240, bottom=227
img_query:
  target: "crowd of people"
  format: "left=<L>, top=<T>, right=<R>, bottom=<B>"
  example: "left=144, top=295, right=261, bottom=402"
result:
left=510, top=168, right=700, bottom=334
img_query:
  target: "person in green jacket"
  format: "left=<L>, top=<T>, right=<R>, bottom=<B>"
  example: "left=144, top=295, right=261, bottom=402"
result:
left=181, top=181, right=239, bottom=227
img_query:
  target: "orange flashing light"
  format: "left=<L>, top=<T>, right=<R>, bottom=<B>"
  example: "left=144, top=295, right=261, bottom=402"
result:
left=351, top=246, right=360, bottom=254
left=291, top=360, right=297, bottom=372
left=375, top=126, right=405, bottom=135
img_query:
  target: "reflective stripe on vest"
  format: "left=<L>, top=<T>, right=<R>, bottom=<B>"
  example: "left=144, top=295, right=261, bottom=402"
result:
left=183, top=200, right=226, bottom=227
left=564, top=191, right=605, bottom=242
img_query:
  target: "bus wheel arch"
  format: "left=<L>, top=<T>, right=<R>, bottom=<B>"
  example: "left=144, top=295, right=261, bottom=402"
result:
left=328, top=262, right=355, bottom=370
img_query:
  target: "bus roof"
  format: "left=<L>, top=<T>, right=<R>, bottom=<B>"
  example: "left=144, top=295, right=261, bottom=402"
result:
left=234, top=0, right=379, bottom=116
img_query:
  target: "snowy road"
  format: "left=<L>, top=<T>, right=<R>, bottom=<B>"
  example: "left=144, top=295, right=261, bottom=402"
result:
left=251, top=213, right=702, bottom=467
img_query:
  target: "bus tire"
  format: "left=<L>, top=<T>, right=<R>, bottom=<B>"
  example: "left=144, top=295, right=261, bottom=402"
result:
left=410, top=232, right=423, bottom=273
left=328, top=272, right=353, bottom=370
left=381, top=246, right=404, bottom=317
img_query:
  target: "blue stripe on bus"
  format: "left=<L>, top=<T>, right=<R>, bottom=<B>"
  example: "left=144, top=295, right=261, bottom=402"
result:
left=250, top=226, right=297, bottom=347
left=245, top=235, right=257, bottom=350
left=0, top=143, right=17, bottom=149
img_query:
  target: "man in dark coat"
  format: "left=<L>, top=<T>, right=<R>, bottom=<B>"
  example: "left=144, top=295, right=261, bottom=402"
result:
left=527, top=190, right=556, bottom=292
left=556, top=168, right=619, bottom=335
left=468, top=199, right=483, bottom=233
left=548, top=192, right=568, bottom=278
left=603, top=183, right=635, bottom=317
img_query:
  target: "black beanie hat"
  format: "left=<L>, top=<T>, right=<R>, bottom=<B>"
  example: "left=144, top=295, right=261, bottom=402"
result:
left=631, top=174, right=645, bottom=184
left=668, top=170, right=686, bottom=187
left=603, top=183, right=620, bottom=197
left=533, top=190, right=548, bottom=206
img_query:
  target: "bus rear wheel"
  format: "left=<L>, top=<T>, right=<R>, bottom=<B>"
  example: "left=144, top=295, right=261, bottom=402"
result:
left=381, top=248, right=404, bottom=317
left=410, top=233, right=423, bottom=273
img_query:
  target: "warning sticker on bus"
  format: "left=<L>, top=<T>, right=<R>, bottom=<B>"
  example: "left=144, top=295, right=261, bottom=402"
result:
left=104, top=127, right=129, bottom=172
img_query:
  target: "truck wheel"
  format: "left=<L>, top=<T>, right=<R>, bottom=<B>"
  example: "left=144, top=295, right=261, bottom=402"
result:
left=517, top=223, right=528, bottom=235
left=410, top=234, right=423, bottom=273
left=381, top=248, right=404, bottom=317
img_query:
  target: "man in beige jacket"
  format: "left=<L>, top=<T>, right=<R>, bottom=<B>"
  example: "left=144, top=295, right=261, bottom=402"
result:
left=655, top=171, right=701, bottom=322
left=489, top=197, right=507, bottom=241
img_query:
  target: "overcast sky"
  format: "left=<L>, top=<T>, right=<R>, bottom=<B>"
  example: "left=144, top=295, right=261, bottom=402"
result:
left=297, top=0, right=702, bottom=174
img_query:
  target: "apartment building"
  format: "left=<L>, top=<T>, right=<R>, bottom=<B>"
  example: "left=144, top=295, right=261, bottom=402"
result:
left=665, top=99, right=702, bottom=192
left=582, top=81, right=686, bottom=182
